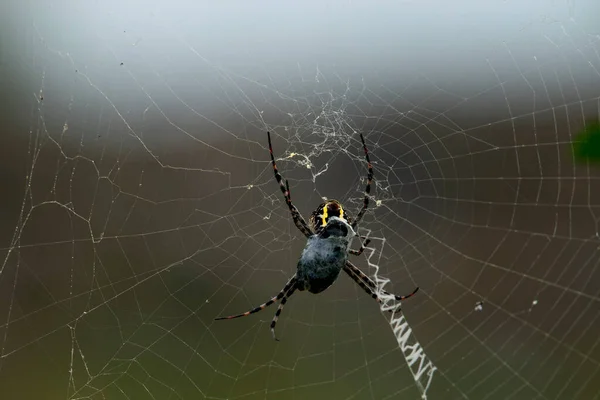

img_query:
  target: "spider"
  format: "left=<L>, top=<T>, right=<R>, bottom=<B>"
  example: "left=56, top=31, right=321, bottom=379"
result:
left=215, top=131, right=419, bottom=340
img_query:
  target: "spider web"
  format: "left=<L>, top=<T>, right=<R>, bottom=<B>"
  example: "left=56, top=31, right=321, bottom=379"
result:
left=1, top=1, right=600, bottom=399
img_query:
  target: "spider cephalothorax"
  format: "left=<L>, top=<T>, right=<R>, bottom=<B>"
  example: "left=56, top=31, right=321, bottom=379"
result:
left=215, top=131, right=419, bottom=340
left=310, top=200, right=350, bottom=233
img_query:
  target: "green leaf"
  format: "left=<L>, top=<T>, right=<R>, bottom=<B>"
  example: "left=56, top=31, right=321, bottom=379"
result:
left=572, top=121, right=600, bottom=164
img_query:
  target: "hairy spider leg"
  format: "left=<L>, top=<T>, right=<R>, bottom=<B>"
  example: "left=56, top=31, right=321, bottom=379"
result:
left=267, top=131, right=313, bottom=238
left=348, top=238, right=372, bottom=256
left=270, top=285, right=297, bottom=341
left=343, top=264, right=395, bottom=312
left=351, top=133, right=373, bottom=230
left=214, top=276, right=297, bottom=320
left=345, top=260, right=419, bottom=301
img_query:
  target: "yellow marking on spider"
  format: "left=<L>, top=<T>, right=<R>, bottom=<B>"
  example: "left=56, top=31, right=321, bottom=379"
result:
left=339, top=207, right=344, bottom=220
left=321, top=205, right=328, bottom=227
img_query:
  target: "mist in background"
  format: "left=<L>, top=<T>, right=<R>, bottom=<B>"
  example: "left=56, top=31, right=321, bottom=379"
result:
left=1, top=1, right=600, bottom=399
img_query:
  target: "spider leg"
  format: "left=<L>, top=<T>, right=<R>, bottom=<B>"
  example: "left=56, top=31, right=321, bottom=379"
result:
left=270, top=285, right=297, bottom=341
left=345, top=260, right=419, bottom=301
left=267, top=131, right=313, bottom=238
left=343, top=264, right=394, bottom=313
left=215, top=276, right=297, bottom=320
left=351, top=133, right=373, bottom=230
left=349, top=238, right=371, bottom=256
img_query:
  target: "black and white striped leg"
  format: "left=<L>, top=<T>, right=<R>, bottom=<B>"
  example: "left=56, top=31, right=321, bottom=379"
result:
left=267, top=131, right=313, bottom=238
left=351, top=133, right=373, bottom=230
left=343, top=264, right=394, bottom=312
left=270, top=285, right=297, bottom=341
left=345, top=261, right=419, bottom=302
left=215, top=276, right=297, bottom=320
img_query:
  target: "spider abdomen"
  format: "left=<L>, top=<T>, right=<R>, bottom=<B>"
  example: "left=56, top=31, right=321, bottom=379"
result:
left=296, top=235, right=350, bottom=294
